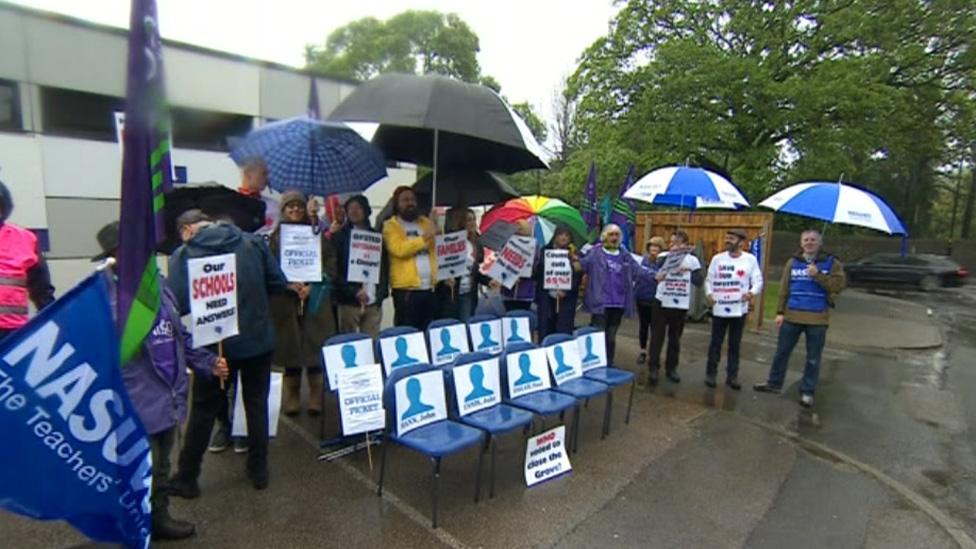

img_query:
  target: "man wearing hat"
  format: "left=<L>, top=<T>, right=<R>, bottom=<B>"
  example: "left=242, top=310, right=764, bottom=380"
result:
left=0, top=180, right=55, bottom=340
left=92, top=221, right=229, bottom=541
left=703, top=229, right=763, bottom=390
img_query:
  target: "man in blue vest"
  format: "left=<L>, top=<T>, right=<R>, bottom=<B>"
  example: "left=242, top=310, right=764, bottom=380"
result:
left=754, top=229, right=845, bottom=408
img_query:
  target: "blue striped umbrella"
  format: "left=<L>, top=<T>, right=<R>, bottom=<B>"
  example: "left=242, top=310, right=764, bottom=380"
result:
left=230, top=116, right=387, bottom=196
left=623, top=165, right=750, bottom=209
left=759, top=180, right=907, bottom=235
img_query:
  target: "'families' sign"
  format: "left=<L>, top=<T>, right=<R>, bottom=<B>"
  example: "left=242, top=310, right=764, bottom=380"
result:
left=395, top=371, right=447, bottom=436
left=543, top=250, right=572, bottom=291
left=279, top=224, right=322, bottom=282
left=188, top=253, right=239, bottom=347
left=347, top=228, right=382, bottom=284
left=338, top=364, right=385, bottom=436
left=379, top=332, right=430, bottom=376
left=428, top=323, right=470, bottom=366
left=453, top=358, right=501, bottom=416
left=487, top=236, right=536, bottom=289
left=545, top=340, right=583, bottom=385
left=321, top=337, right=376, bottom=391
left=436, top=230, right=469, bottom=281
left=468, top=318, right=503, bottom=355
left=524, top=426, right=572, bottom=487
left=505, top=348, right=550, bottom=398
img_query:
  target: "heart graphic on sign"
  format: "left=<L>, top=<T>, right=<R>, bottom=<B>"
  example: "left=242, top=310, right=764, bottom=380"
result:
left=737, top=270, right=745, bottom=278
left=672, top=298, right=679, bottom=304
left=362, top=269, right=369, bottom=278
left=215, top=326, right=223, bottom=334
left=501, top=272, right=508, bottom=279
left=724, top=307, right=731, bottom=313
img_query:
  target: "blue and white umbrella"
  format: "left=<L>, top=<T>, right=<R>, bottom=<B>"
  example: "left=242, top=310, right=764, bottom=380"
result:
left=622, top=166, right=750, bottom=209
left=230, top=116, right=387, bottom=196
left=759, top=181, right=907, bottom=235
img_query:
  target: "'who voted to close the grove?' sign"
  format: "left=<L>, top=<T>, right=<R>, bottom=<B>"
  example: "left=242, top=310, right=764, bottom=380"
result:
left=524, top=425, right=572, bottom=487
left=347, top=228, right=382, bottom=285
left=189, top=253, right=239, bottom=348
left=436, top=230, right=469, bottom=281
left=279, top=224, right=322, bottom=282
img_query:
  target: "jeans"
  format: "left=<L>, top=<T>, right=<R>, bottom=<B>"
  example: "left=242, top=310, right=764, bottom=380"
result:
left=636, top=301, right=654, bottom=349
left=591, top=307, right=624, bottom=364
left=766, top=321, right=828, bottom=395
left=392, top=289, right=436, bottom=331
left=649, top=300, right=686, bottom=372
left=706, top=315, right=746, bottom=378
left=150, top=427, right=177, bottom=519
left=338, top=303, right=382, bottom=339
left=177, top=352, right=273, bottom=480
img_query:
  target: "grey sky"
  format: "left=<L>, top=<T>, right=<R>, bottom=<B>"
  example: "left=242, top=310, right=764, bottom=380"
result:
left=10, top=0, right=618, bottom=129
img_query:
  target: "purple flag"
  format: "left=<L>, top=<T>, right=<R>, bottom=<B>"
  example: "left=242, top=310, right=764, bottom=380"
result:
left=581, top=161, right=598, bottom=233
left=610, top=165, right=637, bottom=250
left=308, top=77, right=320, bottom=119
left=117, top=0, right=172, bottom=362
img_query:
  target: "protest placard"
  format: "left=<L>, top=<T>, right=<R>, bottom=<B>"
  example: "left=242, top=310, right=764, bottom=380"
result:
left=379, top=332, right=430, bottom=376
left=543, top=249, right=572, bottom=291
left=188, top=253, right=238, bottom=348
left=429, top=323, right=470, bottom=366
left=394, top=371, right=447, bottom=437
left=577, top=331, right=608, bottom=371
left=321, top=337, right=376, bottom=390
left=487, top=236, right=536, bottom=289
left=452, top=358, right=501, bottom=416
left=545, top=339, right=583, bottom=386
left=436, top=230, right=469, bottom=281
left=338, top=364, right=385, bottom=436
left=279, top=224, right=322, bottom=282
left=347, top=228, right=382, bottom=284
left=468, top=318, right=503, bottom=355
left=505, top=348, right=550, bottom=398
left=524, top=426, right=572, bottom=487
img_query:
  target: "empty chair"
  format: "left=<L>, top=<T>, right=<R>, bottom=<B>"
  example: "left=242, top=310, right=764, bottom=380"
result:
left=427, top=318, right=471, bottom=366
left=319, top=332, right=376, bottom=444
left=467, top=314, right=503, bottom=356
left=542, top=333, right=611, bottom=453
left=574, top=326, right=636, bottom=434
left=502, top=309, right=537, bottom=347
left=376, top=326, right=431, bottom=376
left=377, top=364, right=485, bottom=528
left=445, top=352, right=534, bottom=498
left=500, top=342, right=577, bottom=440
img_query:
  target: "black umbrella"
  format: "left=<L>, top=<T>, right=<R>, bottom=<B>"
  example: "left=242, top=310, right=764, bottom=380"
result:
left=159, top=182, right=265, bottom=254
left=328, top=73, right=548, bottom=206
left=375, top=170, right=520, bottom=225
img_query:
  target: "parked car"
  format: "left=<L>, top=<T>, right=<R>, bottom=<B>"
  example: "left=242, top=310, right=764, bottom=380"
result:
left=846, top=253, right=969, bottom=290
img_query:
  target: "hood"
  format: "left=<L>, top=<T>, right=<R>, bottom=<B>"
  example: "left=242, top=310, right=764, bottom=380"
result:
left=0, top=180, right=12, bottom=222
left=190, top=222, right=243, bottom=252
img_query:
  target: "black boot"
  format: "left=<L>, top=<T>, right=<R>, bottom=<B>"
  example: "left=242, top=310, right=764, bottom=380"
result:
left=152, top=510, right=196, bottom=541
left=168, top=474, right=200, bottom=499
left=725, top=376, right=742, bottom=391
left=666, top=369, right=681, bottom=383
left=648, top=368, right=660, bottom=386
left=248, top=466, right=269, bottom=490
left=704, top=372, right=717, bottom=388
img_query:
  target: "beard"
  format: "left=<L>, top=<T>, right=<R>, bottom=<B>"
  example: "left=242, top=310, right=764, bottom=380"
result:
left=399, top=205, right=419, bottom=221
left=725, top=242, right=738, bottom=253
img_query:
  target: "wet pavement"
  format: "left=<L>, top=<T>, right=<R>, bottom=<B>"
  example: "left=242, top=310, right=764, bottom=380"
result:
left=2, top=287, right=975, bottom=548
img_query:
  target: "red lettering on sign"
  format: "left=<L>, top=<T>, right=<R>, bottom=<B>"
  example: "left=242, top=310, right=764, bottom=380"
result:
left=192, top=273, right=237, bottom=300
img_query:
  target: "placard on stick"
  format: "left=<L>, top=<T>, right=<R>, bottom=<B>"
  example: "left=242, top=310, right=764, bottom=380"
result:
left=189, top=253, right=239, bottom=348
left=543, top=250, right=572, bottom=291
left=436, top=230, right=469, bottom=281
left=279, top=224, right=322, bottom=282
left=347, top=228, right=382, bottom=284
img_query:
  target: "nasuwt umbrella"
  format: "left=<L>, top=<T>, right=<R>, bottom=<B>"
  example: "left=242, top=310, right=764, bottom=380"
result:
left=230, top=116, right=387, bottom=197
left=623, top=166, right=750, bottom=209
left=758, top=180, right=908, bottom=235
left=480, top=196, right=588, bottom=247
left=159, top=182, right=265, bottom=254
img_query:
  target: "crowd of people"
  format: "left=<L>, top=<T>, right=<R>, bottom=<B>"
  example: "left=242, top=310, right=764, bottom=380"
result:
left=0, top=157, right=846, bottom=541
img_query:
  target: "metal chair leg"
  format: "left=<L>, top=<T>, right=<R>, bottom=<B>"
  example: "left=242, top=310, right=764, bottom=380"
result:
left=490, top=437, right=497, bottom=499
left=602, top=391, right=613, bottom=439
left=377, top=432, right=389, bottom=497
left=625, top=380, right=635, bottom=424
left=432, top=457, right=441, bottom=528
left=475, top=436, right=485, bottom=503
left=319, top=392, right=326, bottom=442
left=572, top=405, right=581, bottom=454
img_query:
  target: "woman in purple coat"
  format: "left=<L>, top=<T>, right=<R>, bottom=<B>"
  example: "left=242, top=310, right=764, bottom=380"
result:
left=581, top=223, right=650, bottom=363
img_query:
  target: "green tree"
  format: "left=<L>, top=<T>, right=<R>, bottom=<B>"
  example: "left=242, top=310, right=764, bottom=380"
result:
left=511, top=102, right=548, bottom=144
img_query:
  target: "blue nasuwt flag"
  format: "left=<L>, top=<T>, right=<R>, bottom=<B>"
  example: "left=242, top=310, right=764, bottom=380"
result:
left=750, top=235, right=763, bottom=265
left=0, top=273, right=152, bottom=549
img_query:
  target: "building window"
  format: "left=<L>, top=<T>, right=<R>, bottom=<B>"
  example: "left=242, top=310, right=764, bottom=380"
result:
left=41, top=86, right=123, bottom=141
left=0, top=80, right=21, bottom=131
left=171, top=107, right=253, bottom=151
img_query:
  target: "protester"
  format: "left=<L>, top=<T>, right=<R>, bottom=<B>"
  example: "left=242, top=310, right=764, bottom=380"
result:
left=704, top=229, right=763, bottom=390
left=168, top=212, right=289, bottom=492
left=648, top=230, right=703, bottom=385
left=92, top=221, right=229, bottom=541
left=334, top=195, right=388, bottom=338
left=383, top=186, right=438, bottom=330
left=0, top=180, right=55, bottom=340
left=269, top=191, right=337, bottom=416
left=754, top=229, right=846, bottom=407
left=635, top=236, right=665, bottom=364
left=436, top=207, right=487, bottom=321
left=536, top=226, right=582, bottom=338
left=581, top=223, right=647, bottom=364
left=237, top=157, right=278, bottom=238
left=500, top=219, right=538, bottom=311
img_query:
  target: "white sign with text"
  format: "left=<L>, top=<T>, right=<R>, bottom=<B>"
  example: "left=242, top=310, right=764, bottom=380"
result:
left=188, top=253, right=239, bottom=348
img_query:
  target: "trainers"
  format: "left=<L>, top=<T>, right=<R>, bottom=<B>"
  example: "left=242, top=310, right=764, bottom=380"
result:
left=725, top=377, right=742, bottom=391
left=233, top=438, right=249, bottom=454
left=704, top=373, right=717, bottom=388
left=208, top=425, right=231, bottom=453
left=753, top=382, right=782, bottom=394
left=168, top=476, right=200, bottom=500
left=799, top=394, right=814, bottom=408
left=637, top=352, right=647, bottom=365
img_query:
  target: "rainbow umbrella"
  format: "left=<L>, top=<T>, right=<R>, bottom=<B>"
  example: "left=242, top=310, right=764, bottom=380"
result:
left=480, top=195, right=588, bottom=246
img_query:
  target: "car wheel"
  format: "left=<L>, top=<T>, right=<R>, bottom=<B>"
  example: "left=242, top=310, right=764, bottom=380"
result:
left=920, top=275, right=941, bottom=291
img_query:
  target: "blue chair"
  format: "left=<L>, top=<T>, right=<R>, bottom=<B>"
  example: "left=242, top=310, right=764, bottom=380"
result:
left=427, top=318, right=470, bottom=366
left=319, top=332, right=374, bottom=445
left=503, top=309, right=537, bottom=346
left=467, top=314, right=503, bottom=357
left=542, top=334, right=612, bottom=453
left=445, top=352, right=534, bottom=499
left=574, top=326, right=636, bottom=434
left=377, top=364, right=485, bottom=528
left=500, top=342, right=578, bottom=439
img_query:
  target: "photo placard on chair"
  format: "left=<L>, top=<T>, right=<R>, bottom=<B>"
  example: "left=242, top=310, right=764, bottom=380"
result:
left=502, top=316, right=531, bottom=346
left=505, top=348, right=551, bottom=398
left=429, top=324, right=471, bottom=366
left=322, top=338, right=376, bottom=391
left=545, top=340, right=583, bottom=385
left=453, top=358, right=501, bottom=416
left=576, top=332, right=608, bottom=371
left=379, top=332, right=431, bottom=376
left=395, top=371, right=448, bottom=437
left=468, top=318, right=503, bottom=355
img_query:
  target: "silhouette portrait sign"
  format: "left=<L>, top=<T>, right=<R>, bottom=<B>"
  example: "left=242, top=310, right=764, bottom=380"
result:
left=347, top=228, right=382, bottom=284
left=545, top=341, right=583, bottom=385
left=322, top=338, right=376, bottom=391
left=337, top=363, right=385, bottom=436
left=188, top=253, right=239, bottom=348
left=506, top=348, right=550, bottom=398
left=379, top=332, right=430, bottom=376
left=395, top=371, right=447, bottom=436
left=428, top=324, right=470, bottom=366
left=453, top=358, right=501, bottom=416
left=468, top=319, right=502, bottom=355
left=503, top=317, right=531, bottom=347
left=576, top=331, right=608, bottom=372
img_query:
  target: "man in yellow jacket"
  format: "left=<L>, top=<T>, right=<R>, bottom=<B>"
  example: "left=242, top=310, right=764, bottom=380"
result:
left=383, top=186, right=438, bottom=330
